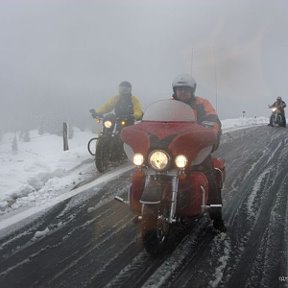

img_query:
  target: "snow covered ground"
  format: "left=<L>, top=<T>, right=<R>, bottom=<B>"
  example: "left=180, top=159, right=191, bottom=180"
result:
left=0, top=116, right=269, bottom=219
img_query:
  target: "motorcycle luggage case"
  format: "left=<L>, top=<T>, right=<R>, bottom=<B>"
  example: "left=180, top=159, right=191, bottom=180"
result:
left=177, top=172, right=209, bottom=217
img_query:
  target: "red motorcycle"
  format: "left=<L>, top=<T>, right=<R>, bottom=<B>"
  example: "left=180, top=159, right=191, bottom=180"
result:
left=119, top=99, right=225, bottom=255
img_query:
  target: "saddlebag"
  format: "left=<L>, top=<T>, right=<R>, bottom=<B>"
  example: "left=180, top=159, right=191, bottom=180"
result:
left=177, top=172, right=209, bottom=217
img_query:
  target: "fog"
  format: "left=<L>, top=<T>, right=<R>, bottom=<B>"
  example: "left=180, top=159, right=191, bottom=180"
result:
left=0, top=0, right=288, bottom=131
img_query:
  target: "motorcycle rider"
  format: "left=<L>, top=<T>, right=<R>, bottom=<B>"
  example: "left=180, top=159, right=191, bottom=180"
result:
left=268, top=96, right=286, bottom=127
left=89, top=81, right=143, bottom=123
left=172, top=73, right=226, bottom=232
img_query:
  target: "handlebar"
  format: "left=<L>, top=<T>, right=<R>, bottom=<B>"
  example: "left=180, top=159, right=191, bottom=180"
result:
left=89, top=110, right=134, bottom=122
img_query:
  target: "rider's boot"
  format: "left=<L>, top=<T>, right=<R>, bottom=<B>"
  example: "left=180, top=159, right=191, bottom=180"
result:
left=209, top=205, right=226, bottom=233
left=212, top=210, right=226, bottom=232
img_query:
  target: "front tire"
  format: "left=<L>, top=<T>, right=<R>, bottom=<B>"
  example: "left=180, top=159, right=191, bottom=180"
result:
left=277, top=115, right=282, bottom=126
left=87, top=137, right=97, bottom=156
left=271, top=115, right=277, bottom=127
left=141, top=203, right=170, bottom=256
left=95, top=137, right=110, bottom=172
left=110, top=135, right=126, bottom=162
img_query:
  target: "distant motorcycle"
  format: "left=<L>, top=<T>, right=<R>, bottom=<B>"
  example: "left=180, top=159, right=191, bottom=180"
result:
left=88, top=113, right=132, bottom=172
left=118, top=100, right=225, bottom=255
left=269, top=106, right=285, bottom=127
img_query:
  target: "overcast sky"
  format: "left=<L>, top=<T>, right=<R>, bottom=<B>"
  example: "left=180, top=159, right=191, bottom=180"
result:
left=0, top=0, right=288, bottom=131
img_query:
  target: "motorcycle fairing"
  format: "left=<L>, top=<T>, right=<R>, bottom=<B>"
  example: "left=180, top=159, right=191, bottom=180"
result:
left=121, top=125, right=150, bottom=155
left=121, top=122, right=194, bottom=155
left=168, top=126, right=216, bottom=164
left=121, top=121, right=217, bottom=163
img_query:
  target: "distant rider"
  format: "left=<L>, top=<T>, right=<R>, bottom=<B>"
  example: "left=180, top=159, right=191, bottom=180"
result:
left=89, top=81, right=143, bottom=124
left=269, top=96, right=286, bottom=127
left=172, top=73, right=226, bottom=232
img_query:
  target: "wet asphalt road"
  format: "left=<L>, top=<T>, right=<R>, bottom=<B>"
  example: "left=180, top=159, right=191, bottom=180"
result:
left=0, top=125, right=288, bottom=288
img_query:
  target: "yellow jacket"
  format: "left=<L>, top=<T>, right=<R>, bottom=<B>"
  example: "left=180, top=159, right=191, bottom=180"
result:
left=96, top=95, right=143, bottom=120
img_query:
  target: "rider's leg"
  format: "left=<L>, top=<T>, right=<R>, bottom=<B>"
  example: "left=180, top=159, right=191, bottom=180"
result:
left=202, top=156, right=226, bottom=232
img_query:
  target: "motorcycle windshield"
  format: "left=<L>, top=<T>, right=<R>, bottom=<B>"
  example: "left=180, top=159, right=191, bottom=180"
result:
left=142, top=99, right=196, bottom=122
left=121, top=99, right=217, bottom=164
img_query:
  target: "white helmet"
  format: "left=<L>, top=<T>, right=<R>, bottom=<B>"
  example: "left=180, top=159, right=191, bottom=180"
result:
left=172, top=73, right=197, bottom=93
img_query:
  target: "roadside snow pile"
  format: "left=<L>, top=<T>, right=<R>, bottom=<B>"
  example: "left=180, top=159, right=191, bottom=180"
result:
left=221, top=116, right=269, bottom=132
left=0, top=128, right=96, bottom=215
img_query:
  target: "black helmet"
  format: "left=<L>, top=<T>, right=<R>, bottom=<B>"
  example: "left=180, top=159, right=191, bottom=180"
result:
left=119, top=81, right=132, bottom=95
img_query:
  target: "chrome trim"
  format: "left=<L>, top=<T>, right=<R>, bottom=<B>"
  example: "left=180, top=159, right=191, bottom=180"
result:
left=209, top=204, right=223, bottom=208
left=200, top=185, right=206, bottom=212
left=140, top=200, right=161, bottom=204
left=169, top=176, right=179, bottom=223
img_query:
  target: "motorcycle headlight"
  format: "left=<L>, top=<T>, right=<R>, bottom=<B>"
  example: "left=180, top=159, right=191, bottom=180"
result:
left=149, top=150, right=169, bottom=170
left=120, top=120, right=126, bottom=126
left=175, top=155, right=188, bottom=168
left=104, top=120, right=113, bottom=128
left=133, top=153, right=144, bottom=166
left=272, top=107, right=277, bottom=112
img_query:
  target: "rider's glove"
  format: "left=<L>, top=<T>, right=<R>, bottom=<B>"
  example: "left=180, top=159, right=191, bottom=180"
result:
left=89, top=109, right=102, bottom=119
left=89, top=109, right=96, bottom=118
left=201, top=121, right=215, bottom=128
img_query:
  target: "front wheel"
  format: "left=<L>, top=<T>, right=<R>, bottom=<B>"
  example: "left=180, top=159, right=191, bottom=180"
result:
left=141, top=203, right=170, bottom=256
left=277, top=114, right=283, bottom=126
left=271, top=114, right=277, bottom=127
left=110, top=135, right=126, bottom=162
left=87, top=137, right=97, bottom=156
left=95, top=136, right=110, bottom=172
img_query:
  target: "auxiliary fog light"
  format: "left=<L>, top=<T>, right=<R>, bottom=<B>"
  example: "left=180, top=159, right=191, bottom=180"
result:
left=175, top=155, right=188, bottom=168
left=133, top=153, right=144, bottom=166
